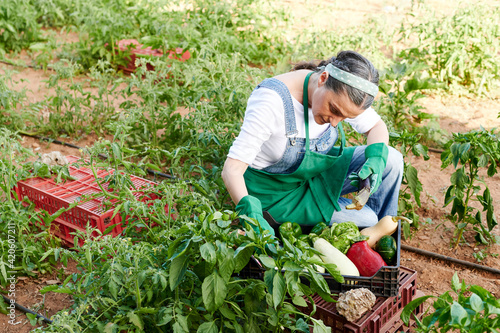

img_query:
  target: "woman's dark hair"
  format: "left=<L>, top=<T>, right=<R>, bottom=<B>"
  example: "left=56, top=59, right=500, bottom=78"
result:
left=293, top=50, right=379, bottom=110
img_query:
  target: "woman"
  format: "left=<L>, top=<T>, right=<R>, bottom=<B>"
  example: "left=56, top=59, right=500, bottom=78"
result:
left=222, top=50, right=403, bottom=236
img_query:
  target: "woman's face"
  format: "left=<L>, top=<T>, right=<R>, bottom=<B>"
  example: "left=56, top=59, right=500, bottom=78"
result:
left=311, top=72, right=365, bottom=127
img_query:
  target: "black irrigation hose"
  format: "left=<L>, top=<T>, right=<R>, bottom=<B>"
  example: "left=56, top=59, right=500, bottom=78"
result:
left=0, top=59, right=54, bottom=71
left=22, top=133, right=176, bottom=179
left=2, top=294, right=53, bottom=324
left=401, top=244, right=500, bottom=275
left=428, top=147, right=444, bottom=154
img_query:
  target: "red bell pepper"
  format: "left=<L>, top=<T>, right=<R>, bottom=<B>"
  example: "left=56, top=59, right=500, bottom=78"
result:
left=346, top=241, right=387, bottom=277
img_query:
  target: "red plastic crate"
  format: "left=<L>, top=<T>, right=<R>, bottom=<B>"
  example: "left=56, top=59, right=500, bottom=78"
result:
left=15, top=156, right=164, bottom=245
left=304, top=266, right=423, bottom=333
left=116, top=39, right=190, bottom=74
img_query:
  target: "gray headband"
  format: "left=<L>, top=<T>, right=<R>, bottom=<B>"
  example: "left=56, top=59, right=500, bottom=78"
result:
left=322, top=63, right=379, bottom=97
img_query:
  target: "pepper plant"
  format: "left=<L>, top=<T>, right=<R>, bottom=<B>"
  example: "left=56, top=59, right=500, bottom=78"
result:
left=401, top=272, right=500, bottom=332
left=37, top=209, right=333, bottom=332
left=375, top=60, right=444, bottom=143
left=441, top=128, right=500, bottom=250
left=389, top=129, right=429, bottom=239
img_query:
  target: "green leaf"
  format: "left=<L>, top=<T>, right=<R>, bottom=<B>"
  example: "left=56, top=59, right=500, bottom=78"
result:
left=146, top=163, right=162, bottom=172
left=233, top=244, right=255, bottom=273
left=487, top=162, right=497, bottom=177
left=39, top=285, right=73, bottom=294
left=0, top=296, right=8, bottom=315
left=295, top=318, right=309, bottom=332
left=202, top=271, right=227, bottom=312
left=111, top=142, right=122, bottom=161
left=109, top=279, right=118, bottom=299
left=459, top=142, right=471, bottom=159
left=478, top=154, right=489, bottom=168
left=283, top=260, right=303, bottom=272
left=323, top=263, right=344, bottom=283
left=469, top=285, right=493, bottom=301
left=272, top=272, right=286, bottom=308
left=200, top=243, right=216, bottom=264
left=469, top=293, right=484, bottom=313
left=449, top=301, right=468, bottom=326
left=257, top=255, right=276, bottom=269
left=111, top=203, right=123, bottom=220
left=104, top=322, right=117, bottom=333
left=401, top=295, right=435, bottom=325
left=197, top=321, right=218, bottom=333
left=219, top=305, right=236, bottom=320
left=156, top=307, right=173, bottom=326
left=263, top=269, right=276, bottom=294
left=292, top=294, right=307, bottom=307
left=169, top=253, right=189, bottom=291
left=413, top=143, right=429, bottom=160
left=0, top=261, right=9, bottom=283
left=312, top=319, right=331, bottom=333
left=451, top=143, right=461, bottom=168
left=127, top=311, right=144, bottom=330
left=405, top=165, right=422, bottom=207
left=26, top=312, right=38, bottom=326
left=218, top=254, right=235, bottom=282
left=451, top=272, right=460, bottom=292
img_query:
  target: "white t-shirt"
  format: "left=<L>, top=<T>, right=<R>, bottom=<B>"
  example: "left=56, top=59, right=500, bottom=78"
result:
left=228, top=87, right=381, bottom=169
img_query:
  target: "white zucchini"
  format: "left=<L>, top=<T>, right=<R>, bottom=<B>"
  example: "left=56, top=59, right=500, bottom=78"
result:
left=313, top=237, right=359, bottom=276
left=312, top=254, right=326, bottom=273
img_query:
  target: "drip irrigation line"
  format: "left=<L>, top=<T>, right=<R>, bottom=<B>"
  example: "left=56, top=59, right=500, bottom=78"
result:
left=20, top=133, right=176, bottom=179
left=401, top=244, right=500, bottom=275
left=428, top=147, right=444, bottom=154
left=0, top=59, right=54, bottom=71
left=1, top=294, right=53, bottom=324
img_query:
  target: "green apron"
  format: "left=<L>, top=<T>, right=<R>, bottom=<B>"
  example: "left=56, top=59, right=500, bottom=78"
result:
left=243, top=72, right=355, bottom=225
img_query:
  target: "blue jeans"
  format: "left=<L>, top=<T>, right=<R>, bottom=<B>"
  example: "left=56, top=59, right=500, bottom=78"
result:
left=330, top=146, right=404, bottom=228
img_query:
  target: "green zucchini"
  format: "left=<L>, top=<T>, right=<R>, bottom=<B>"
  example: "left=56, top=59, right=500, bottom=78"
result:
left=375, top=235, right=397, bottom=265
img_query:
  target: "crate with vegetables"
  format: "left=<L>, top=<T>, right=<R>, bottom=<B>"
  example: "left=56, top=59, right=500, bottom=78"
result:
left=307, top=216, right=412, bottom=297
left=242, top=213, right=412, bottom=297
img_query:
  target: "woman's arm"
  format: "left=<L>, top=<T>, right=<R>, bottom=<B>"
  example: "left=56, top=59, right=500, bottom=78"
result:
left=365, top=119, right=389, bottom=145
left=222, top=157, right=250, bottom=204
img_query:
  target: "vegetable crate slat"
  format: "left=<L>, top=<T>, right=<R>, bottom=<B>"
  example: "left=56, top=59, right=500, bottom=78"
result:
left=304, top=266, right=423, bottom=333
left=14, top=156, right=163, bottom=245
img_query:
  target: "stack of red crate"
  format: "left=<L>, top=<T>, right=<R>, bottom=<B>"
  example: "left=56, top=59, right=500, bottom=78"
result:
left=304, top=266, right=424, bottom=333
left=15, top=156, right=164, bottom=246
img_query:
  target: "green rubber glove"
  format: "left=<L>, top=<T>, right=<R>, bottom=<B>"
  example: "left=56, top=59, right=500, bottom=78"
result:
left=349, top=142, right=389, bottom=194
left=235, top=195, right=275, bottom=236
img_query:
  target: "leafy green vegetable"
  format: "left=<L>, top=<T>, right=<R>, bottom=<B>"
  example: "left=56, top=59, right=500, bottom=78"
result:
left=319, top=222, right=367, bottom=254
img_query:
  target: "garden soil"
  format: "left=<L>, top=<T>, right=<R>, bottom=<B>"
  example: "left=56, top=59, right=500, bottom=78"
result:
left=1, top=0, right=499, bottom=332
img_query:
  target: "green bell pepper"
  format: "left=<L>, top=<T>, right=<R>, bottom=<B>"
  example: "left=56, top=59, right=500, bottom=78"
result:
left=310, top=222, right=328, bottom=235
left=279, top=221, right=302, bottom=241
left=296, top=234, right=311, bottom=249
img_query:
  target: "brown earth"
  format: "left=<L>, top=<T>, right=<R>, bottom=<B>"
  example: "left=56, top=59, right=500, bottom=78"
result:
left=1, top=0, right=499, bottom=332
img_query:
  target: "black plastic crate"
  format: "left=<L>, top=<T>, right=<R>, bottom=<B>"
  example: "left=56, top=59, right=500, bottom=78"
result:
left=240, top=213, right=402, bottom=297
